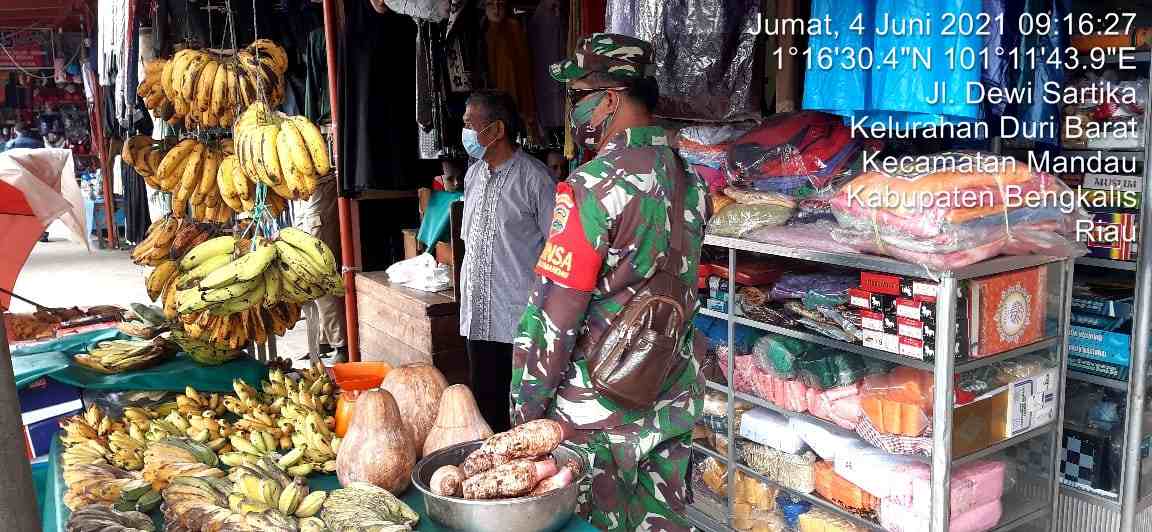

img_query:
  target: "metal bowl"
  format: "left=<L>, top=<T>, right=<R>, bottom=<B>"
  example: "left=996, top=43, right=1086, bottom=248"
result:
left=411, top=440, right=589, bottom=532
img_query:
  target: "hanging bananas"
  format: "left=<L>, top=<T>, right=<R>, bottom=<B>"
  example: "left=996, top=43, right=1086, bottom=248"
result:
left=141, top=40, right=288, bottom=129
left=151, top=139, right=237, bottom=223
left=121, top=134, right=172, bottom=189
left=234, top=102, right=331, bottom=201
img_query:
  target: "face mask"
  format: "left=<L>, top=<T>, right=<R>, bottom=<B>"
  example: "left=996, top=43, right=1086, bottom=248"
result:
left=570, top=91, right=615, bottom=152
left=461, top=122, right=495, bottom=159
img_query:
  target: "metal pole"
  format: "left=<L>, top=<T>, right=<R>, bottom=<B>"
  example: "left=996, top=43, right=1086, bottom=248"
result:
left=930, top=275, right=958, bottom=532
left=724, top=248, right=736, bottom=528
left=1119, top=59, right=1152, bottom=532
left=321, top=0, right=360, bottom=362
left=0, top=318, right=44, bottom=531
left=1047, top=260, right=1075, bottom=532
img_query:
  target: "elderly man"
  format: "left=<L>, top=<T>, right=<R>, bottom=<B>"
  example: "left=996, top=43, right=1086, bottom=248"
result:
left=460, top=90, right=556, bottom=433
left=511, top=34, right=708, bottom=531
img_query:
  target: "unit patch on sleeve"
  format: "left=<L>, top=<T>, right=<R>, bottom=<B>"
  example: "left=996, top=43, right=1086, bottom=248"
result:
left=535, top=182, right=601, bottom=292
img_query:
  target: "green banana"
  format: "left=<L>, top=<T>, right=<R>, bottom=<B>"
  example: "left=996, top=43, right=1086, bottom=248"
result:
left=276, top=227, right=336, bottom=272
left=178, top=253, right=232, bottom=288
left=213, top=279, right=266, bottom=315
left=176, top=287, right=216, bottom=314
left=179, top=235, right=237, bottom=271
left=201, top=277, right=261, bottom=303
left=200, top=240, right=278, bottom=289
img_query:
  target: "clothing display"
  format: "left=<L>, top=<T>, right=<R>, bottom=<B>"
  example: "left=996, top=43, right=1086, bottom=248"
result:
left=605, top=0, right=761, bottom=121
left=484, top=17, right=536, bottom=136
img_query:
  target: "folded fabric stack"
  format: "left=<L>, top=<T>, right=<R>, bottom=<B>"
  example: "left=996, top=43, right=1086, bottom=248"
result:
left=813, top=460, right=879, bottom=514
left=707, top=188, right=797, bottom=238
left=734, top=355, right=810, bottom=413
left=797, top=507, right=871, bottom=532
left=830, top=152, right=1087, bottom=269
left=876, top=460, right=1007, bottom=532
left=726, top=111, right=876, bottom=196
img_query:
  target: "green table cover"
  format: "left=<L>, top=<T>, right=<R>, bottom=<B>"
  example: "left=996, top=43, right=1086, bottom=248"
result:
left=43, top=438, right=596, bottom=532
left=43, top=355, right=268, bottom=393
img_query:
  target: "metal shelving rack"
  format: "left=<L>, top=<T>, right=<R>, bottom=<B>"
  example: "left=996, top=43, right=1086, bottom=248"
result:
left=1052, top=47, right=1152, bottom=532
left=687, top=235, right=1073, bottom=532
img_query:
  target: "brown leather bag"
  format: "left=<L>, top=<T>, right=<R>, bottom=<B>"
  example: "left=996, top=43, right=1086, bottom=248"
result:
left=577, top=159, right=697, bottom=410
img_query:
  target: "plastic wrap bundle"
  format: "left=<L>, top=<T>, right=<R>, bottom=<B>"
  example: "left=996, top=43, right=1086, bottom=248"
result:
left=741, top=442, right=817, bottom=493
left=788, top=418, right=860, bottom=462
left=795, top=351, right=867, bottom=390
left=708, top=203, right=793, bottom=237
left=879, top=498, right=1004, bottom=532
left=812, top=460, right=879, bottom=514
left=752, top=334, right=811, bottom=378
left=829, top=152, right=1088, bottom=270
left=770, top=273, right=857, bottom=301
left=832, top=444, right=924, bottom=501
left=745, top=221, right=861, bottom=254
left=805, top=385, right=863, bottom=430
left=606, top=0, right=762, bottom=122
left=739, top=408, right=807, bottom=454
left=677, top=124, right=753, bottom=169
left=734, top=355, right=809, bottom=412
left=798, top=506, right=871, bottom=532
left=726, top=112, right=878, bottom=195
left=859, top=367, right=934, bottom=437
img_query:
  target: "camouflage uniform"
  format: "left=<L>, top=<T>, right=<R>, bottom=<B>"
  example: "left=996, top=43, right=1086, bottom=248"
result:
left=511, top=34, right=708, bottom=532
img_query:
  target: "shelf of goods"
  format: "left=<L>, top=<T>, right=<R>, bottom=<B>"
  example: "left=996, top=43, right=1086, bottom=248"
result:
left=1053, top=54, right=1152, bottom=532
left=687, top=234, right=1072, bottom=532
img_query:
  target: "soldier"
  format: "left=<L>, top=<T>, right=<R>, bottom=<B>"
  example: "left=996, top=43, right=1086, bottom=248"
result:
left=511, top=34, right=709, bottom=531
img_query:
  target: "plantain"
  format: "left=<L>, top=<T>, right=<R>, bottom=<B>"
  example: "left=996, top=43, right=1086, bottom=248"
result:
left=174, top=143, right=206, bottom=206
left=289, top=117, right=331, bottom=176
left=146, top=260, right=180, bottom=301
left=180, top=235, right=238, bottom=271
left=278, top=121, right=316, bottom=179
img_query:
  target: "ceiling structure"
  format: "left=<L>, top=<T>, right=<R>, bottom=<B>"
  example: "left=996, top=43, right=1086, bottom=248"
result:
left=0, top=0, right=85, bottom=31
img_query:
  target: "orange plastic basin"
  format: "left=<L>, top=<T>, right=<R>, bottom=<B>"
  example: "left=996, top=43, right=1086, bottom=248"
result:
left=333, top=363, right=391, bottom=437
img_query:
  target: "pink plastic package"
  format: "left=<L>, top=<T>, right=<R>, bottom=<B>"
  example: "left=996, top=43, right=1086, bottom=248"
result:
left=879, top=498, right=1004, bottom=532
left=806, top=385, right=863, bottom=430
left=898, top=460, right=1007, bottom=516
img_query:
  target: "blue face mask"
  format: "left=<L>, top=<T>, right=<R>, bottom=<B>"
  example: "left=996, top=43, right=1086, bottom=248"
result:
left=461, top=122, right=495, bottom=159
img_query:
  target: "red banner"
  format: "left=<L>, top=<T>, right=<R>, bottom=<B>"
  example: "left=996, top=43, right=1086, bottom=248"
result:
left=0, top=47, right=48, bottom=68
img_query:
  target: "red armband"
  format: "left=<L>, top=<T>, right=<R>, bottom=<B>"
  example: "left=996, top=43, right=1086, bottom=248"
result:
left=535, top=183, right=601, bottom=292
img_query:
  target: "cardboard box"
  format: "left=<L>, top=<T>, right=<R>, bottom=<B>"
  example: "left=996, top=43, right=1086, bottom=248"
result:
left=967, top=267, right=1047, bottom=358
left=952, top=367, right=1059, bottom=457
left=1068, top=325, right=1131, bottom=381
left=862, top=329, right=900, bottom=354
left=899, top=337, right=925, bottom=360
left=1084, top=212, right=1139, bottom=261
left=860, top=309, right=895, bottom=333
left=896, top=317, right=923, bottom=340
left=401, top=229, right=419, bottom=259
left=860, top=272, right=903, bottom=296
left=1072, top=289, right=1134, bottom=319
left=706, top=298, right=729, bottom=313
left=848, top=288, right=872, bottom=310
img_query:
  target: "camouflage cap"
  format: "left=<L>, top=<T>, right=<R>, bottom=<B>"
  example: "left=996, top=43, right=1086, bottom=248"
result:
left=550, top=33, right=655, bottom=83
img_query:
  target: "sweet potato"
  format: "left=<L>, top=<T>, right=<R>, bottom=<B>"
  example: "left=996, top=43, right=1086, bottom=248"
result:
left=430, top=465, right=464, bottom=497
left=462, top=458, right=559, bottom=500
left=530, top=460, right=580, bottom=496
left=461, top=449, right=512, bottom=478
left=480, top=419, right=565, bottom=460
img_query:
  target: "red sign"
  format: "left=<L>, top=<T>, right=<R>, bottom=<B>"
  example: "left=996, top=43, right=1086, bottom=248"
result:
left=0, top=46, right=48, bottom=68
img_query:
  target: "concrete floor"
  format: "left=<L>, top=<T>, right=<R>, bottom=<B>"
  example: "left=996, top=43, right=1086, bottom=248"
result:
left=11, top=222, right=312, bottom=363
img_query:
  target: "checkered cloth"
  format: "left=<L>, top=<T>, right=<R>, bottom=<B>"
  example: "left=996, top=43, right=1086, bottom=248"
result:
left=854, top=416, right=933, bottom=456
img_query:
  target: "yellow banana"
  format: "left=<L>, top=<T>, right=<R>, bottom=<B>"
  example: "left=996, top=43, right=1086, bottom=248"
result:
left=289, top=117, right=330, bottom=176
left=216, top=155, right=243, bottom=212
left=194, top=59, right=219, bottom=113
left=293, top=491, right=326, bottom=518
left=155, top=139, right=197, bottom=191
left=180, top=235, right=237, bottom=270
left=277, top=228, right=337, bottom=275
left=262, top=268, right=282, bottom=307
left=278, top=121, right=316, bottom=179
left=275, top=128, right=302, bottom=198
left=200, top=240, right=277, bottom=289
left=260, top=125, right=284, bottom=185
left=202, top=276, right=261, bottom=304
left=193, top=149, right=221, bottom=206
left=146, top=260, right=179, bottom=301
left=174, top=143, right=205, bottom=205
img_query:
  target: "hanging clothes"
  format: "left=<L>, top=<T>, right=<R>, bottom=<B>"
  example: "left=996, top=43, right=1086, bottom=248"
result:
left=337, top=1, right=431, bottom=192
left=303, top=28, right=331, bottom=125
left=605, top=0, right=762, bottom=122
left=416, top=19, right=447, bottom=159
left=121, top=159, right=151, bottom=243
left=528, top=0, right=566, bottom=132
left=485, top=16, right=536, bottom=137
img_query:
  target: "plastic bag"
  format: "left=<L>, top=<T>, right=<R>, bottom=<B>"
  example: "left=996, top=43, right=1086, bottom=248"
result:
left=859, top=368, right=933, bottom=437
left=796, top=351, right=867, bottom=390
left=752, top=334, right=811, bottom=378
left=744, top=221, right=860, bottom=254
left=829, top=152, right=1089, bottom=269
left=676, top=125, right=752, bottom=169
left=723, top=187, right=797, bottom=207
left=771, top=273, right=857, bottom=301
left=385, top=253, right=451, bottom=292
left=707, top=203, right=793, bottom=237
left=727, top=112, right=874, bottom=190
left=382, top=0, right=449, bottom=21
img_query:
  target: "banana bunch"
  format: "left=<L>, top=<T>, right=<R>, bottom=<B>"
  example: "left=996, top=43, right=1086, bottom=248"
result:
left=73, top=336, right=179, bottom=374
left=161, top=476, right=244, bottom=532
left=62, top=462, right=139, bottom=510
left=175, top=385, right=229, bottom=417
left=132, top=216, right=222, bottom=268
left=170, top=329, right=246, bottom=366
left=138, top=58, right=177, bottom=124
left=150, top=40, right=288, bottom=129
left=234, top=102, right=331, bottom=200
left=145, top=410, right=233, bottom=452
left=107, top=426, right=149, bottom=471
left=66, top=503, right=156, bottom=532
left=228, top=455, right=328, bottom=522
left=141, top=438, right=226, bottom=491
left=216, top=152, right=288, bottom=215
left=60, top=405, right=122, bottom=467
left=152, top=138, right=241, bottom=223
left=114, top=479, right=163, bottom=513
left=121, top=134, right=171, bottom=187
